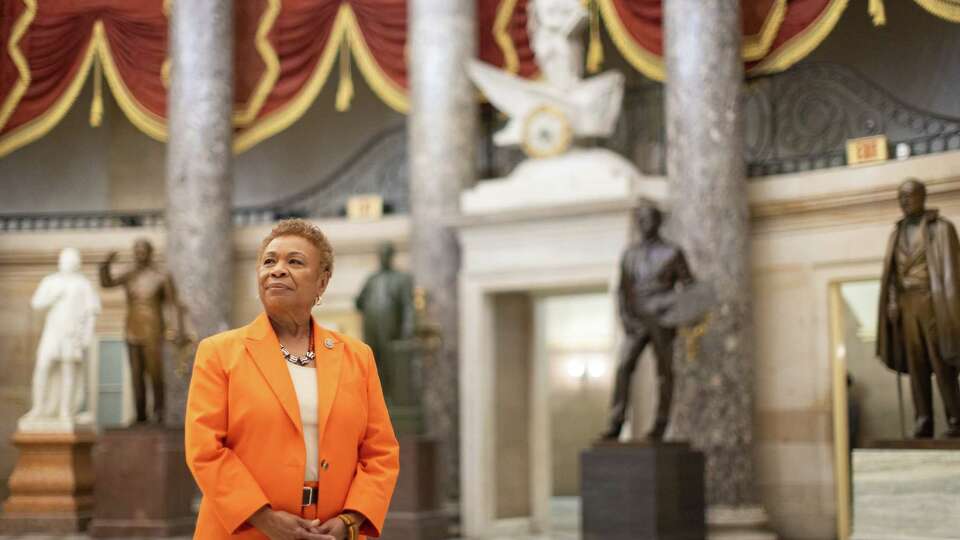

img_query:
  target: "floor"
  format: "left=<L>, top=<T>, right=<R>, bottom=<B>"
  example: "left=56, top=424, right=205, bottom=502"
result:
left=0, top=498, right=582, bottom=540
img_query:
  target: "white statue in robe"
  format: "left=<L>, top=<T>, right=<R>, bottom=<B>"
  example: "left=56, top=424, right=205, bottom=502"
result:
left=461, top=0, right=637, bottom=214
left=529, top=0, right=588, bottom=88
left=19, top=248, right=100, bottom=432
left=467, top=0, right=624, bottom=151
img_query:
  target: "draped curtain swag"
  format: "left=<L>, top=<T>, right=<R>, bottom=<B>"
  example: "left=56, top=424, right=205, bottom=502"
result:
left=0, top=0, right=951, bottom=157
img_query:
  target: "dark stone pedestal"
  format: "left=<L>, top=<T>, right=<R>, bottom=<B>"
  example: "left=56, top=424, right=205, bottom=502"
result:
left=382, top=436, right=447, bottom=540
left=0, top=431, right=96, bottom=534
left=581, top=441, right=705, bottom=540
left=88, top=426, right=196, bottom=537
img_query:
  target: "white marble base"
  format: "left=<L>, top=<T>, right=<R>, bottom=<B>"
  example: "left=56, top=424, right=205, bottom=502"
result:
left=707, top=506, right=778, bottom=540
left=852, top=449, right=960, bottom=540
left=17, top=412, right=95, bottom=433
left=461, top=148, right=640, bottom=214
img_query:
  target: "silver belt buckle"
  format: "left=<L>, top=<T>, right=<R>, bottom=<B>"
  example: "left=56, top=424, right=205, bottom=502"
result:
left=302, top=486, right=316, bottom=506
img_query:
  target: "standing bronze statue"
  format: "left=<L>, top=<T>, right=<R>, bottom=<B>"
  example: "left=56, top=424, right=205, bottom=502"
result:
left=355, top=242, right=415, bottom=402
left=602, top=201, right=694, bottom=441
left=100, top=239, right=183, bottom=424
left=877, top=179, right=960, bottom=438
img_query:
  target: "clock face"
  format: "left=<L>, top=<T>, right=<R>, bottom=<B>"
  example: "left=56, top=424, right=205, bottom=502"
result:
left=521, top=105, right=573, bottom=158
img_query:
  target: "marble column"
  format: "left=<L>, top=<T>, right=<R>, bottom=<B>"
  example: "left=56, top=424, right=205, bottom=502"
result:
left=664, top=0, right=758, bottom=510
left=408, top=0, right=477, bottom=502
left=164, top=0, right=234, bottom=424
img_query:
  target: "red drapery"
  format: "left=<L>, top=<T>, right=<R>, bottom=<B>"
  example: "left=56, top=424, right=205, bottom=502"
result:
left=0, top=0, right=897, bottom=157
left=583, top=0, right=850, bottom=81
left=0, top=0, right=421, bottom=155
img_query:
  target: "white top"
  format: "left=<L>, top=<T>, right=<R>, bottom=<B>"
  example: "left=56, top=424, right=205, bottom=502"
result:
left=286, top=362, right=319, bottom=481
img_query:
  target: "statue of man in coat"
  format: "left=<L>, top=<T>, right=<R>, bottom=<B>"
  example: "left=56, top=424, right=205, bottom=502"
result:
left=601, top=200, right=694, bottom=441
left=355, top=242, right=415, bottom=402
left=20, top=248, right=101, bottom=430
left=877, top=178, right=960, bottom=438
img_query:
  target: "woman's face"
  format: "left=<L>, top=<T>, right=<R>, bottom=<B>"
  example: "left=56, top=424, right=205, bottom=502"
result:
left=257, top=235, right=330, bottom=318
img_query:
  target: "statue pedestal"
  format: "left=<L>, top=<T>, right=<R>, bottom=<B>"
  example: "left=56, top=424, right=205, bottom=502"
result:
left=0, top=430, right=96, bottom=534
left=382, top=436, right=447, bottom=540
left=581, top=441, right=705, bottom=540
left=461, top=149, right=641, bottom=215
left=851, top=441, right=960, bottom=540
left=88, top=426, right=195, bottom=537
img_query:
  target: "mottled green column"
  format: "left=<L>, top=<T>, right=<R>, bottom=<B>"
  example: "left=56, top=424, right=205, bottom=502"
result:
left=664, top=0, right=757, bottom=508
left=165, top=0, right=233, bottom=424
left=408, top=0, right=476, bottom=501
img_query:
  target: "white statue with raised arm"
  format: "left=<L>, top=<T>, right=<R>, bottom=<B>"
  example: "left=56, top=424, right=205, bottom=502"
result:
left=462, top=0, right=636, bottom=214
left=467, top=0, right=624, bottom=155
left=19, top=248, right=101, bottom=432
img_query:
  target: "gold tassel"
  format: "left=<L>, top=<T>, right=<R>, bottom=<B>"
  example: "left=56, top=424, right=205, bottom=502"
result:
left=586, top=0, right=603, bottom=74
left=90, top=55, right=103, bottom=127
left=869, top=0, right=887, bottom=26
left=335, top=40, right=354, bottom=112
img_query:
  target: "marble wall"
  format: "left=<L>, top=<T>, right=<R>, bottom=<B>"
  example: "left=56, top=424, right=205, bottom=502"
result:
left=456, top=149, right=960, bottom=539
left=751, top=152, right=960, bottom=540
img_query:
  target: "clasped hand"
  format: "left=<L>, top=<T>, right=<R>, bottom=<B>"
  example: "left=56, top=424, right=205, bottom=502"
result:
left=249, top=507, right=348, bottom=540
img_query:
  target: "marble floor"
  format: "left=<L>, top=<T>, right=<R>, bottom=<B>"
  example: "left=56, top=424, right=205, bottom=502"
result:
left=0, top=498, right=581, bottom=540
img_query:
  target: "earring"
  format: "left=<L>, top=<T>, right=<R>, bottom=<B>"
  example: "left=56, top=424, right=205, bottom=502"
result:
left=315, top=295, right=323, bottom=306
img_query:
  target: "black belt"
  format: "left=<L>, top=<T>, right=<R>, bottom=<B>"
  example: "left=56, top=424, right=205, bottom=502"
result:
left=302, top=486, right=317, bottom=506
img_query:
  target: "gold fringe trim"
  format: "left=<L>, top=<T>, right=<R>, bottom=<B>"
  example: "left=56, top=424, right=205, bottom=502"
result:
left=0, top=27, right=97, bottom=158
left=233, top=0, right=280, bottom=126
left=742, top=0, right=787, bottom=61
left=234, top=4, right=351, bottom=152
left=493, top=0, right=520, bottom=74
left=335, top=38, right=354, bottom=112
left=869, top=0, right=887, bottom=26
left=0, top=0, right=37, bottom=134
left=586, top=0, right=604, bottom=73
left=914, top=0, right=960, bottom=22
left=595, top=0, right=664, bottom=81
left=341, top=6, right=408, bottom=113
left=748, top=0, right=849, bottom=76
left=94, top=22, right=167, bottom=141
left=161, top=0, right=171, bottom=88
left=1, top=2, right=410, bottom=156
left=90, top=55, right=103, bottom=127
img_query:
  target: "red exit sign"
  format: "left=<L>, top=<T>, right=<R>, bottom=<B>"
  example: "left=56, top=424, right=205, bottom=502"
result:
left=846, top=135, right=889, bottom=166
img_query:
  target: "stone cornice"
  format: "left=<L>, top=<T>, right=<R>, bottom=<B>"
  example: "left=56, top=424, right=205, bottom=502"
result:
left=0, top=216, right=411, bottom=265
left=750, top=174, right=960, bottom=219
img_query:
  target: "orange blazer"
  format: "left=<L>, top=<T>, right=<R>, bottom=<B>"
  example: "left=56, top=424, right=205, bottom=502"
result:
left=185, top=313, right=399, bottom=539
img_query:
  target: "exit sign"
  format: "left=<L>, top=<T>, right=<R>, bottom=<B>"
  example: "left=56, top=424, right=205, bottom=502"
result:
left=846, top=135, right=888, bottom=166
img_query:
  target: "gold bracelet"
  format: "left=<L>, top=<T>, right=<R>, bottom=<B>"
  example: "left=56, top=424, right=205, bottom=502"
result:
left=337, top=514, right=359, bottom=540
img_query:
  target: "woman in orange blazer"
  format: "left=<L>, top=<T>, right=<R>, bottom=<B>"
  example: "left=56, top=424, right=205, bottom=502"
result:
left=185, top=219, right=399, bottom=540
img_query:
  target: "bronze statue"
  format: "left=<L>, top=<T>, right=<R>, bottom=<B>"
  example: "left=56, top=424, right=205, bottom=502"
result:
left=355, top=243, right=415, bottom=401
left=100, top=239, right=182, bottom=424
left=602, top=201, right=694, bottom=441
left=877, top=179, right=960, bottom=438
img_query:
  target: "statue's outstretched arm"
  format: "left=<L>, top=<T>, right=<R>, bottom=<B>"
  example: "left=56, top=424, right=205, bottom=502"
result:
left=98, top=252, right=128, bottom=288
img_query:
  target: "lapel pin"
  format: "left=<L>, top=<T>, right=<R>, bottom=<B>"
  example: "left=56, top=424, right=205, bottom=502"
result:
left=324, top=338, right=335, bottom=349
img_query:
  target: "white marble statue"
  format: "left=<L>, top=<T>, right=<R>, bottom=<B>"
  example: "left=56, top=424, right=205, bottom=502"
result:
left=19, top=248, right=100, bottom=432
left=467, top=0, right=624, bottom=154
left=529, top=0, right=588, bottom=88
left=462, top=0, right=638, bottom=214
